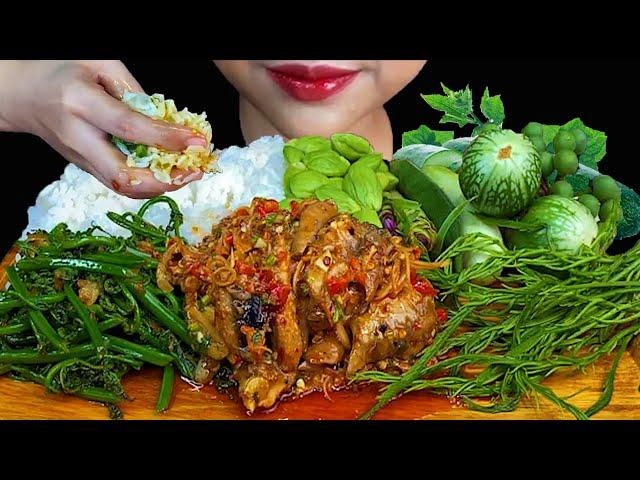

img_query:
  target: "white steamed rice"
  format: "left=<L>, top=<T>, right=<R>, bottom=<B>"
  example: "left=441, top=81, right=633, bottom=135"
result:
left=22, top=136, right=286, bottom=245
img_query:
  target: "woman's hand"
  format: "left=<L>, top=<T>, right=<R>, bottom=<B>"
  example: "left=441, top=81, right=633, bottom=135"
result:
left=0, top=60, right=205, bottom=198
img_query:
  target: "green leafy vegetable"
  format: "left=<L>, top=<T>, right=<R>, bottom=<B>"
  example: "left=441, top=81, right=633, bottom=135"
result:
left=352, top=207, right=383, bottom=228
left=422, top=84, right=476, bottom=128
left=619, top=183, right=640, bottom=238
left=1, top=196, right=204, bottom=419
left=541, top=118, right=607, bottom=169
left=421, top=83, right=506, bottom=132
left=564, top=173, right=591, bottom=194
left=134, top=144, right=148, bottom=157
left=401, top=125, right=454, bottom=148
left=479, top=87, right=505, bottom=126
left=112, top=137, right=140, bottom=156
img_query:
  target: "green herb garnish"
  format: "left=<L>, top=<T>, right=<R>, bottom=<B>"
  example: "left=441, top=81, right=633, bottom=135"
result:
left=421, top=84, right=504, bottom=134
left=332, top=300, right=343, bottom=324
left=357, top=214, right=639, bottom=420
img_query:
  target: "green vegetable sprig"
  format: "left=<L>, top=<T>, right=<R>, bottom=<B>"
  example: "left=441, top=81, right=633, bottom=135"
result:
left=404, top=83, right=505, bottom=144
left=0, top=197, right=201, bottom=419
left=356, top=213, right=640, bottom=420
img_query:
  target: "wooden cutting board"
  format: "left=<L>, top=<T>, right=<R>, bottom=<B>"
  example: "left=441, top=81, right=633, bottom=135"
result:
left=1, top=246, right=639, bottom=420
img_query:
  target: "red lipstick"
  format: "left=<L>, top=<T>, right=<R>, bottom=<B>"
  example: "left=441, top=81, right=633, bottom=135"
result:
left=266, top=63, right=359, bottom=102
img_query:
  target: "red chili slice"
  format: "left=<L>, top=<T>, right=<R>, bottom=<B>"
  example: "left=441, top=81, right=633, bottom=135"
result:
left=236, top=262, right=255, bottom=276
left=327, top=275, right=350, bottom=296
left=290, top=201, right=300, bottom=218
left=187, top=263, right=211, bottom=282
left=255, top=199, right=279, bottom=217
left=413, top=280, right=438, bottom=297
left=257, top=269, right=274, bottom=285
left=262, top=199, right=279, bottom=214
left=436, top=308, right=448, bottom=324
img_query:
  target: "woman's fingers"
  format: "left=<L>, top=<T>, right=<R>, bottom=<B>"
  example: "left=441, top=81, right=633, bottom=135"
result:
left=72, top=83, right=207, bottom=152
left=18, top=61, right=207, bottom=199
left=65, top=119, right=203, bottom=199
left=80, top=60, right=145, bottom=98
left=96, top=73, right=141, bottom=100
left=50, top=135, right=203, bottom=199
left=171, top=169, right=204, bottom=185
left=97, top=62, right=144, bottom=100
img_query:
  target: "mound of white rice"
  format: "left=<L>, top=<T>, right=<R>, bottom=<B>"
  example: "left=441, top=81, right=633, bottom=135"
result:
left=23, top=136, right=286, bottom=245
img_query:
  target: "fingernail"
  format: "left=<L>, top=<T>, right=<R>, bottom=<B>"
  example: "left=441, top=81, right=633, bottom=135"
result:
left=186, top=135, right=207, bottom=147
left=182, top=171, right=202, bottom=183
left=172, top=170, right=202, bottom=186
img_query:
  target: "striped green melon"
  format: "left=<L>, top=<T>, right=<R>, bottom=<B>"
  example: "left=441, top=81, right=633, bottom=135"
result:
left=505, top=195, right=598, bottom=253
left=459, top=129, right=542, bottom=218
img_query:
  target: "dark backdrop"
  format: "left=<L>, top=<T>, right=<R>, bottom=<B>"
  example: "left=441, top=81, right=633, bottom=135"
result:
left=2, top=59, right=638, bottom=254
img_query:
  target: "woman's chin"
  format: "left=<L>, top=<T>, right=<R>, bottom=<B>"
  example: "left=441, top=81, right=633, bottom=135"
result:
left=274, top=111, right=364, bottom=140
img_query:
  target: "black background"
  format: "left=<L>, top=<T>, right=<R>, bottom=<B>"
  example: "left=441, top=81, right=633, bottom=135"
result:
left=1, top=59, right=638, bottom=254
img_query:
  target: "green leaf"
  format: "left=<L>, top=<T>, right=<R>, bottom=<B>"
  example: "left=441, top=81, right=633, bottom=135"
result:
left=540, top=118, right=606, bottom=169
left=479, top=87, right=505, bottom=125
left=540, top=124, right=560, bottom=148
left=565, top=173, right=591, bottom=194
left=618, top=183, right=640, bottom=239
left=111, top=136, right=139, bottom=156
left=434, top=131, right=455, bottom=144
left=134, top=144, right=148, bottom=157
left=421, top=83, right=475, bottom=128
left=432, top=197, right=473, bottom=256
left=401, top=125, right=454, bottom=148
left=562, top=118, right=607, bottom=169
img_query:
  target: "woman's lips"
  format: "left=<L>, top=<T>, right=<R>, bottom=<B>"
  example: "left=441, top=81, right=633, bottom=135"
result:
left=266, top=64, right=359, bottom=102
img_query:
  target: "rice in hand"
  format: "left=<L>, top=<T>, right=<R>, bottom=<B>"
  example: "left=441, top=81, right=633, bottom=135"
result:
left=112, top=91, right=219, bottom=184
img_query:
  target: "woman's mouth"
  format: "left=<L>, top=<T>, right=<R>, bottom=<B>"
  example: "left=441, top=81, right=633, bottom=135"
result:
left=266, top=64, right=360, bottom=102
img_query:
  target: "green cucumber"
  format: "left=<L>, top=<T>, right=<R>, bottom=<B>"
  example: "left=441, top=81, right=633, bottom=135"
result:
left=391, top=160, right=505, bottom=284
left=393, top=144, right=463, bottom=173
left=391, top=159, right=463, bottom=251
